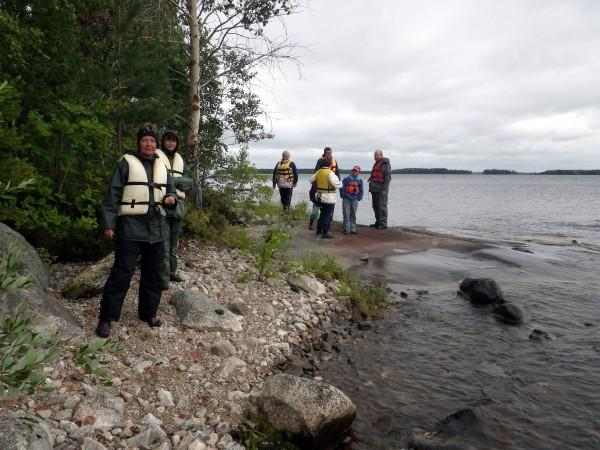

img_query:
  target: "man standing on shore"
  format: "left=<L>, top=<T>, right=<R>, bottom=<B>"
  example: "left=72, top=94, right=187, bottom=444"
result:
left=96, top=125, right=177, bottom=338
left=272, top=150, right=298, bottom=211
left=368, top=149, right=391, bottom=230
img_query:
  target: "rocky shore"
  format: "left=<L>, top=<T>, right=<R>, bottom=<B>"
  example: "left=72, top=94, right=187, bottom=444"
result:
left=1, top=230, right=360, bottom=450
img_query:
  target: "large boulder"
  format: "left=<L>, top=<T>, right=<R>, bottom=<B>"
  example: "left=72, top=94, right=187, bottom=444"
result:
left=170, top=290, right=243, bottom=332
left=0, top=410, right=53, bottom=450
left=62, top=254, right=113, bottom=299
left=493, top=302, right=524, bottom=325
left=287, top=273, right=327, bottom=296
left=255, top=374, right=356, bottom=448
left=459, top=278, right=505, bottom=305
left=0, top=223, right=80, bottom=336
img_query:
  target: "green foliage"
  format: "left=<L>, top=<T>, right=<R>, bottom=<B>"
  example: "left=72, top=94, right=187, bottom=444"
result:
left=0, top=246, right=32, bottom=292
left=299, top=252, right=347, bottom=282
left=338, top=277, right=388, bottom=318
left=235, top=419, right=300, bottom=450
left=73, top=338, right=120, bottom=384
left=220, top=226, right=255, bottom=253
left=255, top=227, right=290, bottom=279
left=0, top=313, right=59, bottom=395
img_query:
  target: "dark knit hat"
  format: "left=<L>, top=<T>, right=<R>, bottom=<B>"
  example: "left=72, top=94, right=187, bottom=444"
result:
left=137, top=125, right=158, bottom=147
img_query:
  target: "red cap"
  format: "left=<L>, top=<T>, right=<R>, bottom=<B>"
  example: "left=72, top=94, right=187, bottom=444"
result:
left=352, top=165, right=361, bottom=172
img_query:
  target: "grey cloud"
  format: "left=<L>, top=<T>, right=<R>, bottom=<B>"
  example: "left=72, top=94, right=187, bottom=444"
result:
left=249, top=0, right=600, bottom=172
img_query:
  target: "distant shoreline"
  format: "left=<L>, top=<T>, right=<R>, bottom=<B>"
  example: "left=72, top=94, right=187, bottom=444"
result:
left=256, top=168, right=600, bottom=175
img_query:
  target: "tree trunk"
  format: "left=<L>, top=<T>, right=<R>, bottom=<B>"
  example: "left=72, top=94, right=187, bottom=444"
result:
left=186, top=0, right=201, bottom=163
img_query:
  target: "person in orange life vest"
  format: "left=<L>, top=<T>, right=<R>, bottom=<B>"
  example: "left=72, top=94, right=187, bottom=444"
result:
left=96, top=125, right=177, bottom=338
left=272, top=150, right=298, bottom=210
left=310, top=160, right=341, bottom=239
left=310, top=146, right=340, bottom=230
left=340, top=165, right=364, bottom=234
left=368, top=149, right=391, bottom=229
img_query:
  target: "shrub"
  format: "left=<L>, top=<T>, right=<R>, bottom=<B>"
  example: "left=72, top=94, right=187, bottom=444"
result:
left=73, top=338, right=120, bottom=384
left=0, top=246, right=32, bottom=291
left=0, top=313, right=59, bottom=395
left=338, top=277, right=387, bottom=317
left=255, top=227, right=290, bottom=279
left=299, top=252, right=347, bottom=282
left=234, top=419, right=300, bottom=450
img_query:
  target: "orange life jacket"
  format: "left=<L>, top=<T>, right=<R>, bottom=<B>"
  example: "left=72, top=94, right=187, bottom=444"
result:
left=370, top=160, right=386, bottom=184
left=344, top=179, right=360, bottom=195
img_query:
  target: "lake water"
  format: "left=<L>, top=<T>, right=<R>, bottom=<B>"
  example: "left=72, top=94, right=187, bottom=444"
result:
left=290, top=174, right=600, bottom=247
left=285, top=174, right=600, bottom=449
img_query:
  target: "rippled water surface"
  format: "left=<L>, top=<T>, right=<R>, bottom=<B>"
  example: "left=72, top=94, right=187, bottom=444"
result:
left=287, top=175, right=600, bottom=449
left=291, top=174, right=600, bottom=246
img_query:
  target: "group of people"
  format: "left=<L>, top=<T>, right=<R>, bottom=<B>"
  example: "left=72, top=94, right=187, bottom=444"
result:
left=96, top=131, right=391, bottom=338
left=273, top=147, right=391, bottom=238
left=96, top=126, right=190, bottom=338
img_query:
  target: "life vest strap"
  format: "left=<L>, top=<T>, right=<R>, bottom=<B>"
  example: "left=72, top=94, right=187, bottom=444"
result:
left=123, top=181, right=166, bottom=188
left=119, top=200, right=153, bottom=208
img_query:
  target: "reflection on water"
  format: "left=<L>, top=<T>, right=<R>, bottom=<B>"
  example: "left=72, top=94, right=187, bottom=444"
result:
left=317, top=244, right=600, bottom=450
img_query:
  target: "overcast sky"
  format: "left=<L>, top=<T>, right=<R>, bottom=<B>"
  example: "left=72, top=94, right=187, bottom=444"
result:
left=247, top=0, right=600, bottom=172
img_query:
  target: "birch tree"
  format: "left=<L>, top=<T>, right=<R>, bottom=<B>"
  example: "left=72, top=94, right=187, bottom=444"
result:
left=169, top=0, right=298, bottom=186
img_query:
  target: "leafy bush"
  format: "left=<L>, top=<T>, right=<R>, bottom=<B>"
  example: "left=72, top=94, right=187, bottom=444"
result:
left=0, top=249, right=32, bottom=292
left=220, top=226, right=254, bottom=252
left=338, top=277, right=388, bottom=317
left=235, top=419, right=300, bottom=450
left=299, top=251, right=347, bottom=282
left=255, top=227, right=290, bottom=279
left=73, top=339, right=120, bottom=384
left=0, top=313, right=59, bottom=395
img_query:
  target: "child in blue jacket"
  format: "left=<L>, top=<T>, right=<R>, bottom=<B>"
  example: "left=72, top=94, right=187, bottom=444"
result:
left=340, top=165, right=364, bottom=234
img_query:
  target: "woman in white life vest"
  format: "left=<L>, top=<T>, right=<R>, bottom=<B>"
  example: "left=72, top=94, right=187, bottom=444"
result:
left=96, top=126, right=177, bottom=338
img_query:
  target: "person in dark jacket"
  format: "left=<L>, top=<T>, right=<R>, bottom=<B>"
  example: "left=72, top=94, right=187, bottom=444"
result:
left=368, top=149, right=391, bottom=229
left=157, top=130, right=191, bottom=288
left=340, top=165, right=364, bottom=234
left=96, top=125, right=177, bottom=338
left=272, top=150, right=298, bottom=210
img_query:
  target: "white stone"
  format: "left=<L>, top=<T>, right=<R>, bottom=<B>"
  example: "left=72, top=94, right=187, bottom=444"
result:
left=158, top=389, right=175, bottom=407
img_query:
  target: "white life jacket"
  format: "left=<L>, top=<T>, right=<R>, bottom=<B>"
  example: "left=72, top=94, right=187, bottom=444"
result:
left=118, top=154, right=168, bottom=216
left=156, top=149, right=186, bottom=200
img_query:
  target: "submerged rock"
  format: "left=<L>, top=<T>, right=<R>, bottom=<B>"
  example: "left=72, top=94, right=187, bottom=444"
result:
left=170, top=290, right=243, bottom=332
left=459, top=278, right=505, bottom=305
left=529, top=328, right=552, bottom=341
left=62, top=254, right=113, bottom=299
left=493, top=302, right=524, bottom=325
left=287, top=273, right=327, bottom=296
left=408, top=408, right=481, bottom=450
left=0, top=411, right=53, bottom=450
left=255, top=374, right=356, bottom=448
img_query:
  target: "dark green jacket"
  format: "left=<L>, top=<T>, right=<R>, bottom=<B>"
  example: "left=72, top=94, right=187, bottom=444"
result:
left=163, top=150, right=193, bottom=220
left=101, top=153, right=177, bottom=243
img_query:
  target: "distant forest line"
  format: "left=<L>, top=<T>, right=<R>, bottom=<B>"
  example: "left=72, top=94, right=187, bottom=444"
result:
left=257, top=168, right=600, bottom=175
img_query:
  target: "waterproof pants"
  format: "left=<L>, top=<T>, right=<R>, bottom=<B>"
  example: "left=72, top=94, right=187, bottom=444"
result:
left=100, top=239, right=164, bottom=322
left=342, top=198, right=359, bottom=233
left=279, top=187, right=293, bottom=210
left=371, top=190, right=388, bottom=227
left=317, top=203, right=335, bottom=236
left=161, top=217, right=183, bottom=289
